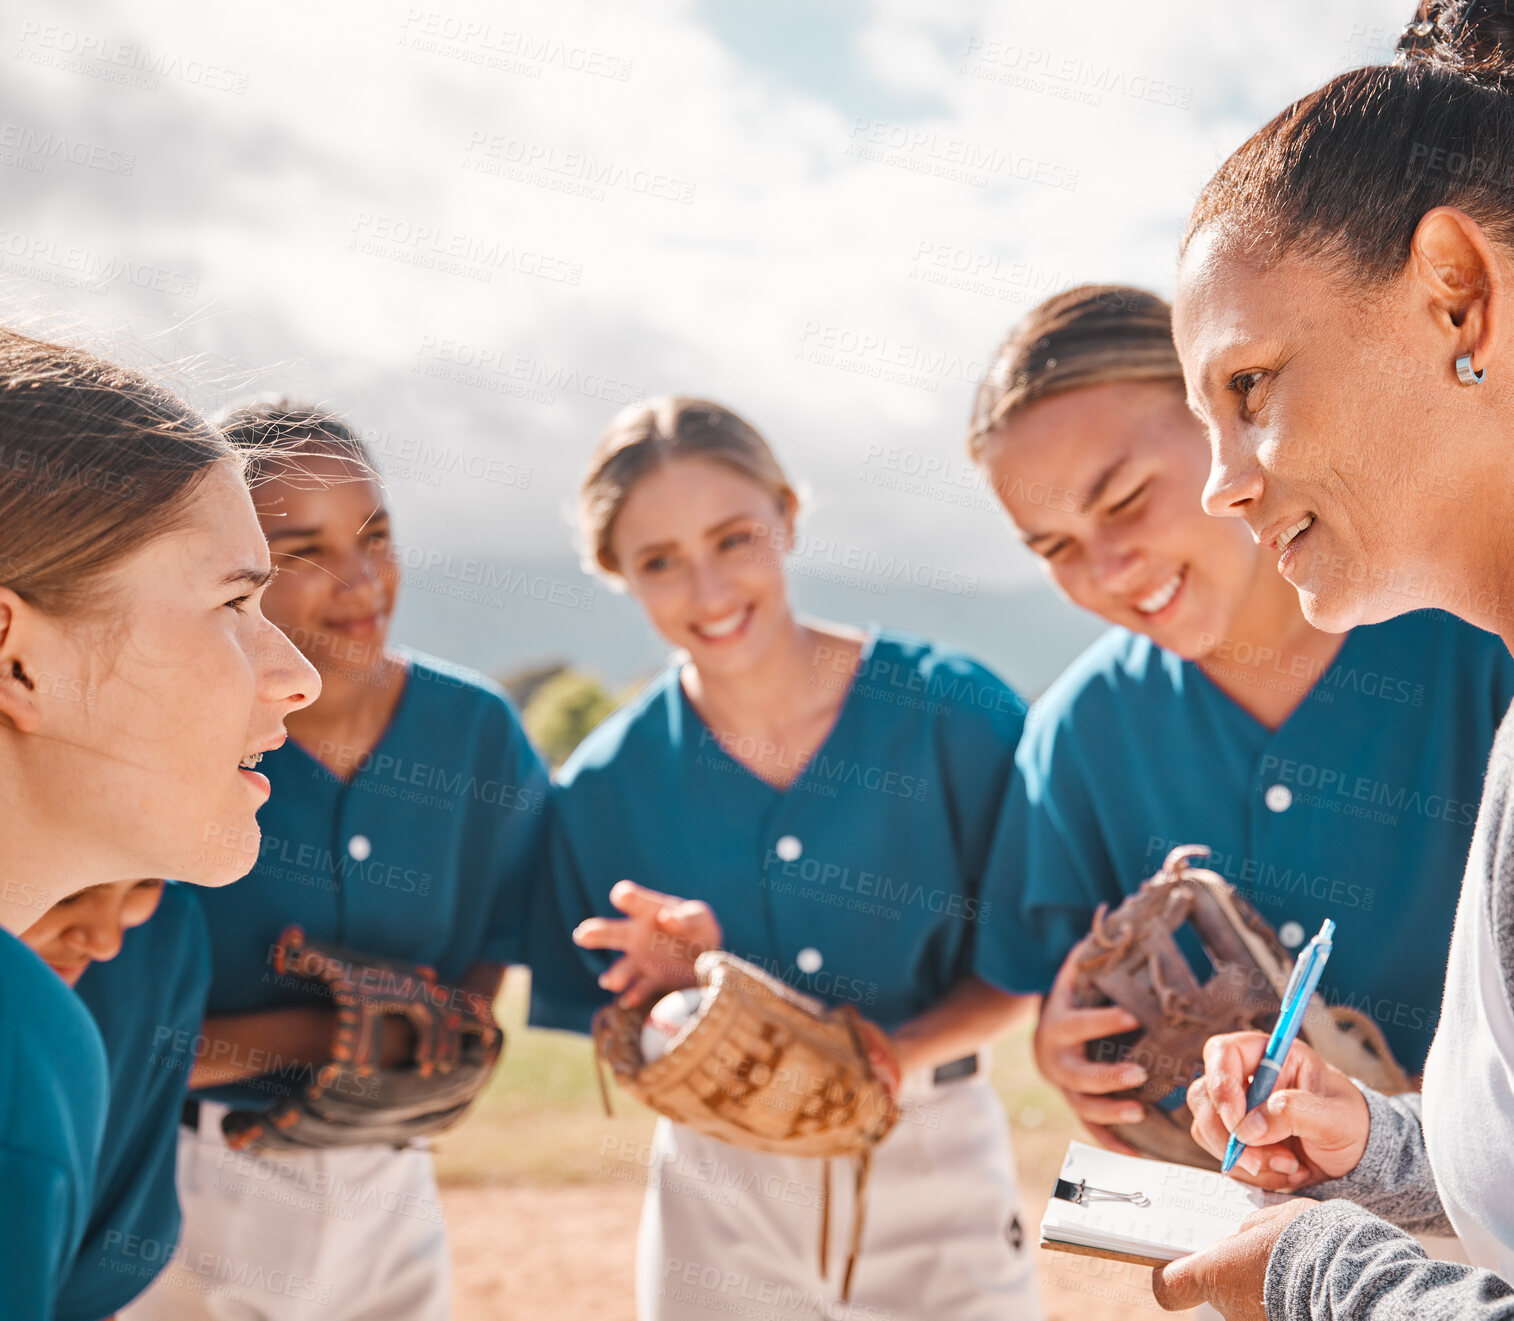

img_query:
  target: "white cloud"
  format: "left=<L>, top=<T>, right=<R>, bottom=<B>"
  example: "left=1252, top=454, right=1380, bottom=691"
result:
left=0, top=0, right=1409, bottom=664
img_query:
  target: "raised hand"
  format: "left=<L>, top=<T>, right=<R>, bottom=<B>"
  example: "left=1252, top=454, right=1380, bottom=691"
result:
left=572, top=880, right=722, bottom=1009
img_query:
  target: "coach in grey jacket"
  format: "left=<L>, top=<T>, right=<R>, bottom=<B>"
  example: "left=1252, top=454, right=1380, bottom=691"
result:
left=1142, top=1, right=1514, bottom=1316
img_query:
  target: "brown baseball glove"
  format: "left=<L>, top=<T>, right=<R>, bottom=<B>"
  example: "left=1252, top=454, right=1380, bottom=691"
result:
left=220, top=925, right=503, bottom=1152
left=1069, top=844, right=1412, bottom=1168
left=593, top=949, right=898, bottom=1298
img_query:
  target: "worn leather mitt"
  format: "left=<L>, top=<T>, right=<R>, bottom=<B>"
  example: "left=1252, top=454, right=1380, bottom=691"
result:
left=221, top=925, right=502, bottom=1152
left=1070, top=844, right=1411, bottom=1168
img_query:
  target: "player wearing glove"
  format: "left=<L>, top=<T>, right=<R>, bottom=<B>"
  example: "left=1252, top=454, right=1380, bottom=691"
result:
left=964, top=288, right=1513, bottom=1253
left=1062, top=845, right=1409, bottom=1167
left=530, top=398, right=1043, bottom=1321
left=216, top=925, right=503, bottom=1152
left=123, top=405, right=549, bottom=1321
left=593, top=949, right=901, bottom=1301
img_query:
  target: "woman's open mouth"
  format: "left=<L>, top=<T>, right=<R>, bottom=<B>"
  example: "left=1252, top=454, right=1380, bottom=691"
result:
left=237, top=736, right=283, bottom=797
left=237, top=764, right=272, bottom=796
left=691, top=604, right=755, bottom=644
left=1133, top=567, right=1186, bottom=620
left=1277, top=514, right=1314, bottom=550
left=324, top=612, right=385, bottom=638
left=47, top=960, right=90, bottom=985
left=1274, top=513, right=1316, bottom=577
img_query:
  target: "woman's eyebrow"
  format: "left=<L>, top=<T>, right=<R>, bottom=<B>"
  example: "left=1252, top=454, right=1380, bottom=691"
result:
left=1078, top=455, right=1129, bottom=512
left=220, top=565, right=277, bottom=589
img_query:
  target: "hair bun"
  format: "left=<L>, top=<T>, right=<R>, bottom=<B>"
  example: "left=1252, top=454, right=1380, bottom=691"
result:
left=1396, top=1, right=1514, bottom=86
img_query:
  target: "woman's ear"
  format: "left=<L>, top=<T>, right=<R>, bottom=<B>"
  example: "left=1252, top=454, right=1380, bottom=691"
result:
left=1409, top=206, right=1505, bottom=376
left=0, top=588, right=45, bottom=734
left=771, top=491, right=799, bottom=555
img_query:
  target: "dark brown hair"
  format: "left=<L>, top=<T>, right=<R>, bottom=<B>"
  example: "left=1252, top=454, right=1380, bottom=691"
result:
left=967, top=285, right=1184, bottom=460
left=1183, top=1, right=1514, bottom=281
left=579, top=396, right=797, bottom=574
left=0, top=329, right=233, bottom=616
left=218, top=399, right=376, bottom=486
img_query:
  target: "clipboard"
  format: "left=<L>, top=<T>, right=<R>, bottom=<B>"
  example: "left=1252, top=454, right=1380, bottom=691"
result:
left=1039, top=1141, right=1297, bottom=1265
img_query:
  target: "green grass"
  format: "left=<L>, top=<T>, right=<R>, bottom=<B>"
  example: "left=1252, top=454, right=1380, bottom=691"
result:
left=433, top=969, right=1082, bottom=1189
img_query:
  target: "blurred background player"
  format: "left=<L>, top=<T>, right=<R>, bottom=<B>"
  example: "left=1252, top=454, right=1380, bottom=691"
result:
left=22, top=880, right=209, bottom=1321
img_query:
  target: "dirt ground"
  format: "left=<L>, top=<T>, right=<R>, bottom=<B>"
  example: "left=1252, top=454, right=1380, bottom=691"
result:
left=442, top=1181, right=1188, bottom=1319
left=439, top=996, right=1192, bottom=1318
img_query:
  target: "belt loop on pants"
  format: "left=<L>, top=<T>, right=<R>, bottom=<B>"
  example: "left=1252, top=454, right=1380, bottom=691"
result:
left=931, top=1052, right=979, bottom=1085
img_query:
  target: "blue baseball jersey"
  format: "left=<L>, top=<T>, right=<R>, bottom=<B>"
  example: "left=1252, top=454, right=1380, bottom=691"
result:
left=0, top=928, right=108, bottom=1321
left=194, top=651, right=550, bottom=1108
left=530, top=630, right=1027, bottom=1034
left=974, top=610, right=1514, bottom=1072
left=58, top=882, right=210, bottom=1321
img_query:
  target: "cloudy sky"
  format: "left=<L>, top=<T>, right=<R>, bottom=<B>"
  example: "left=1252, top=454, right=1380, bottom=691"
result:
left=0, top=0, right=1408, bottom=690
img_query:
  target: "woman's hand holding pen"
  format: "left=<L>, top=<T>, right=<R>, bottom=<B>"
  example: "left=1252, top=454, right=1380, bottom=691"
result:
left=573, top=880, right=723, bottom=1009
left=1156, top=1033, right=1371, bottom=1315
left=1186, top=1031, right=1371, bottom=1190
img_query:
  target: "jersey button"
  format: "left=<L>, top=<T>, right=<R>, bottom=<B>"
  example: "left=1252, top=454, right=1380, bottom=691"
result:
left=1279, top=920, right=1306, bottom=949
left=775, top=835, right=802, bottom=862
left=346, top=834, right=372, bottom=861
left=796, top=947, right=823, bottom=974
left=1264, top=784, right=1293, bottom=813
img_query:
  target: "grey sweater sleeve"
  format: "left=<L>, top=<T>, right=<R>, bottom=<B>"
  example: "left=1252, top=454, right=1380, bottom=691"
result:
left=1265, top=1202, right=1514, bottom=1321
left=1301, top=1089, right=1451, bottom=1235
left=1262, top=696, right=1514, bottom=1318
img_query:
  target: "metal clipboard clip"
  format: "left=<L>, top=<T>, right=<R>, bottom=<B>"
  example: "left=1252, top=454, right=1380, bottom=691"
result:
left=1053, top=1177, right=1151, bottom=1208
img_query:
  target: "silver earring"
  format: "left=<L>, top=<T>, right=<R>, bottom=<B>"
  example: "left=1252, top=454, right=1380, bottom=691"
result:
left=1457, top=353, right=1485, bottom=386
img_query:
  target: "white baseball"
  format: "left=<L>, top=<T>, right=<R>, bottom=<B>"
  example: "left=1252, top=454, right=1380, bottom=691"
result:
left=639, top=988, right=704, bottom=1063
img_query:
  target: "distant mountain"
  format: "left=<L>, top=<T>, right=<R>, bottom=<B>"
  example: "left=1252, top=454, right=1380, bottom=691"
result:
left=389, top=554, right=1107, bottom=702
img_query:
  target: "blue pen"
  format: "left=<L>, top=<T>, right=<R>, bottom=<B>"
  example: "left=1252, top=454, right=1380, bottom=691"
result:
left=1222, top=917, right=1336, bottom=1175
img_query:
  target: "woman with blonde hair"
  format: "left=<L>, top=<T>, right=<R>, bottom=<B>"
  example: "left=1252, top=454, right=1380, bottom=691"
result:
left=531, top=396, right=1043, bottom=1320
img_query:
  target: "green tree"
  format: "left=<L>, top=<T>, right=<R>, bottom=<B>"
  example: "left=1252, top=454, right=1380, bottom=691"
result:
left=522, top=669, right=619, bottom=769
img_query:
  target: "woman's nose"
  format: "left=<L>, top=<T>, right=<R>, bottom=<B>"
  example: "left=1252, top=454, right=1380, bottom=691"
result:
left=335, top=548, right=382, bottom=594
left=1089, top=536, right=1146, bottom=595
left=66, top=921, right=123, bottom=964
left=1201, top=422, right=1264, bottom=518
left=262, top=620, right=322, bottom=713
left=690, top=558, right=737, bottom=609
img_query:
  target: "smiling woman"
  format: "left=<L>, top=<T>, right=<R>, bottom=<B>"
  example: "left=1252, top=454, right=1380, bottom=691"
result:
left=961, top=285, right=1513, bottom=1179
left=1172, top=2, right=1514, bottom=638
left=0, top=331, right=318, bottom=1321
left=1151, top=3, right=1514, bottom=1319
left=129, top=400, right=552, bottom=1321
left=531, top=396, right=1046, bottom=1321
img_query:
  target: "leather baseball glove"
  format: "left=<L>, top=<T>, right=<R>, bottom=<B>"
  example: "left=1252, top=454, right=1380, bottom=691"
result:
left=1070, top=844, right=1412, bottom=1168
left=593, top=949, right=898, bottom=1298
left=220, top=925, right=503, bottom=1152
